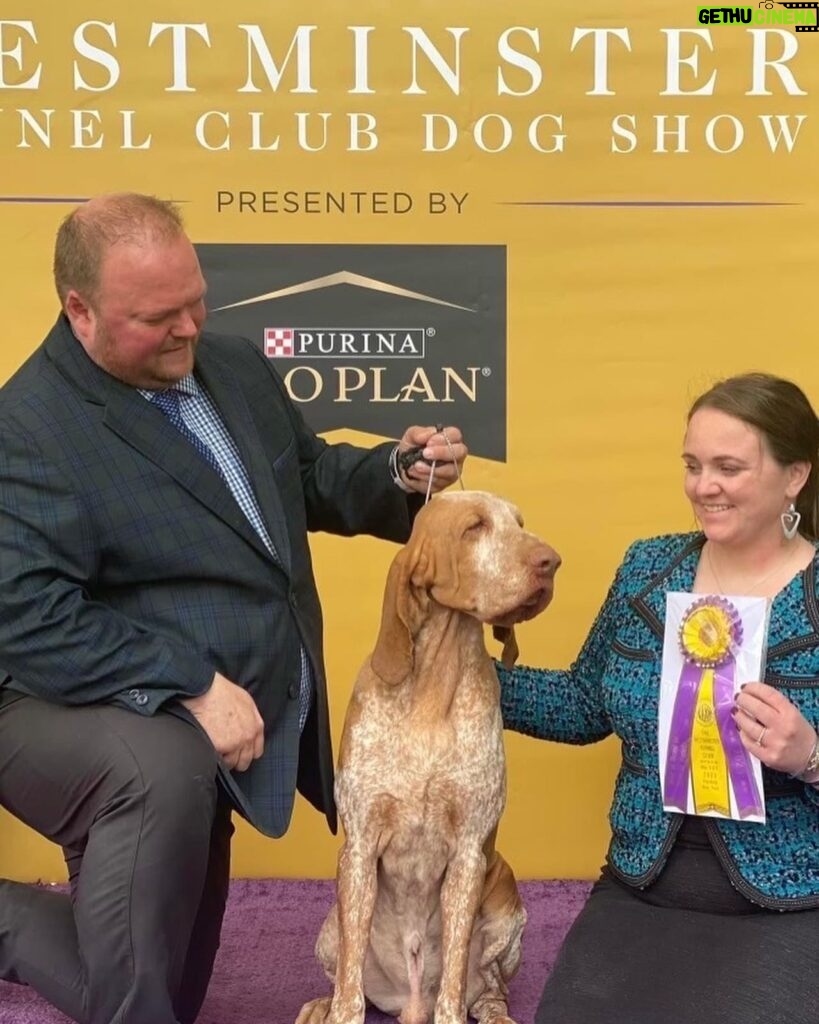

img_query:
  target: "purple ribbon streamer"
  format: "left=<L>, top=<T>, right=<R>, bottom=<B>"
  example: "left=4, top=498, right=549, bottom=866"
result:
left=663, top=661, right=701, bottom=813
left=713, top=662, right=764, bottom=819
left=664, top=658, right=764, bottom=819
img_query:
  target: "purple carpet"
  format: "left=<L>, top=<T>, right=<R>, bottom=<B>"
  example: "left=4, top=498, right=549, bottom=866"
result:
left=0, top=879, right=591, bottom=1024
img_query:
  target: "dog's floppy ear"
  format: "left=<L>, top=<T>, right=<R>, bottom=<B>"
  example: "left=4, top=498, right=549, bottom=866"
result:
left=370, top=538, right=433, bottom=686
left=492, top=625, right=519, bottom=668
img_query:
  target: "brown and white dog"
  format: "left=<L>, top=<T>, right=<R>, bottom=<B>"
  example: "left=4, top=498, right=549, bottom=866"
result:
left=296, top=491, right=560, bottom=1024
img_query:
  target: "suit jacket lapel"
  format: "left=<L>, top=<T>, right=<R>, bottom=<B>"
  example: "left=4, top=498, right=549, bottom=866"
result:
left=195, top=344, right=292, bottom=572
left=44, top=317, right=283, bottom=567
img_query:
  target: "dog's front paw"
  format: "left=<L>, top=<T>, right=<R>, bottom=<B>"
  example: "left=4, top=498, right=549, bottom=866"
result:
left=294, top=996, right=332, bottom=1024
left=295, top=993, right=367, bottom=1024
left=473, top=1006, right=518, bottom=1024
left=471, top=1004, right=517, bottom=1024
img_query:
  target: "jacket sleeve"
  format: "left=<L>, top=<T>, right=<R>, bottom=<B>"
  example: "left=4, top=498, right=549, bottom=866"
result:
left=0, top=422, right=215, bottom=712
left=248, top=341, right=423, bottom=542
left=497, top=543, right=640, bottom=744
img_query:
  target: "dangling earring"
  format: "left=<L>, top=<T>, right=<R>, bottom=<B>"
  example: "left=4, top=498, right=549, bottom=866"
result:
left=781, top=502, right=801, bottom=541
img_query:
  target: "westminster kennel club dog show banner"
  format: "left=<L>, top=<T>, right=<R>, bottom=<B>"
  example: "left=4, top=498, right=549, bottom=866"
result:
left=1, top=0, right=818, bottom=886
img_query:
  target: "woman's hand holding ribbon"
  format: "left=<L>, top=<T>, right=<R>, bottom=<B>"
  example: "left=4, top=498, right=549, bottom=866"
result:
left=733, top=681, right=818, bottom=776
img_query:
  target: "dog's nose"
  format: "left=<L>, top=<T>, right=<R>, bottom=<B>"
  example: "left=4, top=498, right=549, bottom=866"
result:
left=530, top=544, right=561, bottom=578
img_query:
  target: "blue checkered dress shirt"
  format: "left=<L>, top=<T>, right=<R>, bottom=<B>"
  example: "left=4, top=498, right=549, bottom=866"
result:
left=141, top=373, right=313, bottom=729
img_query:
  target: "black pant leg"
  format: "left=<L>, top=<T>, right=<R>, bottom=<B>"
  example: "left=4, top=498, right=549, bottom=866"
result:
left=59, top=796, right=235, bottom=1024
left=174, top=793, right=235, bottom=1024
left=0, top=695, right=220, bottom=1024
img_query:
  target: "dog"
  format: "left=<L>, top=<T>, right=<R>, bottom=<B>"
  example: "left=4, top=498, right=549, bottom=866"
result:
left=296, top=491, right=560, bottom=1024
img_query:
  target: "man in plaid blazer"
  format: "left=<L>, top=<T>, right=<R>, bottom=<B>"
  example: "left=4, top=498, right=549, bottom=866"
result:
left=0, top=193, right=467, bottom=1024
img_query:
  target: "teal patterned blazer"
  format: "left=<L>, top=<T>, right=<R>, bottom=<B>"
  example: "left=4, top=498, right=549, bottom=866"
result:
left=498, top=532, right=819, bottom=910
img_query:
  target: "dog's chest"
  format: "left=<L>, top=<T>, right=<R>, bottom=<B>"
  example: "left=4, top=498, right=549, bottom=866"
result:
left=336, top=694, right=506, bottom=843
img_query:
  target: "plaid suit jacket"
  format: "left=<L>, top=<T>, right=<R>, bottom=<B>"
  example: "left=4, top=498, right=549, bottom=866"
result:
left=0, top=315, right=420, bottom=836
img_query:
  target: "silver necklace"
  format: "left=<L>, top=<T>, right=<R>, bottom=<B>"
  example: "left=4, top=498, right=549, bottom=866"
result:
left=705, top=541, right=795, bottom=596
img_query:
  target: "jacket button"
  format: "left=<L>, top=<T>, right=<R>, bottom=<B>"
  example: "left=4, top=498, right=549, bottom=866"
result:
left=135, top=694, right=149, bottom=707
left=128, top=689, right=140, bottom=699
left=289, top=591, right=298, bottom=609
left=288, top=682, right=299, bottom=699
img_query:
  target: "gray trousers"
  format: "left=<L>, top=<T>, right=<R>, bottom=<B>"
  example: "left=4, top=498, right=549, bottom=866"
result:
left=0, top=691, right=233, bottom=1024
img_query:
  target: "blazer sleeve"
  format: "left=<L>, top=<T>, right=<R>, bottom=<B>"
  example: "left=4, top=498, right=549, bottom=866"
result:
left=0, top=422, right=215, bottom=712
left=497, top=543, right=641, bottom=744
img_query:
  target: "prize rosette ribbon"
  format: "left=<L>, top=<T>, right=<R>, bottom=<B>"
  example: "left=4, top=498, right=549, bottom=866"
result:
left=663, top=596, right=763, bottom=819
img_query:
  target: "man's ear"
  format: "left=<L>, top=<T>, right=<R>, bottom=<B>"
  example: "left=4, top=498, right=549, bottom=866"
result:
left=63, top=289, right=95, bottom=342
left=492, top=625, right=519, bottom=668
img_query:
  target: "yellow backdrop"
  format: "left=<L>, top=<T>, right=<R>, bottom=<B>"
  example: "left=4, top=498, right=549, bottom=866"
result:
left=1, top=0, right=817, bottom=881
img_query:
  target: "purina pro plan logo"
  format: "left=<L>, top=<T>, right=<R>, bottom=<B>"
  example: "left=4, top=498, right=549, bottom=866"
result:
left=197, top=245, right=507, bottom=461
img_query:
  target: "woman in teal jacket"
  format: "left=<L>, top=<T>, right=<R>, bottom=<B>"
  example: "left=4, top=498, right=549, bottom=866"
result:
left=499, top=373, right=819, bottom=1024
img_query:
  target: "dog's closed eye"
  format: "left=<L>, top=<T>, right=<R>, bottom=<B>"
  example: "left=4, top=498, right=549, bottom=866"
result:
left=463, top=516, right=486, bottom=537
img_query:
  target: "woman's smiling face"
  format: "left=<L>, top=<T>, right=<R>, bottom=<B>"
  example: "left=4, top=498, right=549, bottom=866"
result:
left=683, top=407, right=802, bottom=549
